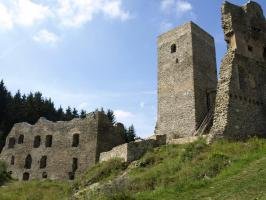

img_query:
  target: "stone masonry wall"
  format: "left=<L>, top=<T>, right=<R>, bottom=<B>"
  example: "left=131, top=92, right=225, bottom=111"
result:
left=0, top=112, right=125, bottom=181
left=156, top=22, right=217, bottom=140
left=211, top=1, right=266, bottom=139
left=99, top=135, right=166, bottom=163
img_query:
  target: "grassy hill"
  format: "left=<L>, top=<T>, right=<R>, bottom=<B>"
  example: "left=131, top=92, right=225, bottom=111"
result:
left=73, top=138, right=266, bottom=200
left=2, top=138, right=266, bottom=199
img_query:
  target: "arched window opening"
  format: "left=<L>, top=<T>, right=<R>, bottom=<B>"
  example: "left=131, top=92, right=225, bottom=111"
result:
left=72, top=134, right=79, bottom=147
left=68, top=172, right=75, bottom=180
left=24, top=155, right=32, bottom=169
left=8, top=138, right=15, bottom=148
left=11, top=155, right=15, bottom=165
left=33, top=136, right=41, bottom=148
left=263, top=47, right=266, bottom=60
left=18, top=135, right=24, bottom=144
left=248, top=45, right=253, bottom=52
left=42, top=172, right=47, bottom=179
left=72, top=158, right=78, bottom=172
left=45, top=135, right=52, bottom=147
left=22, top=172, right=30, bottom=181
left=171, top=44, right=176, bottom=53
left=40, top=156, right=47, bottom=169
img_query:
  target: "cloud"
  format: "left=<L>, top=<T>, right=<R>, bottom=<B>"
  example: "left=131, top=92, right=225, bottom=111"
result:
left=161, top=0, right=175, bottom=11
left=176, top=0, right=192, bottom=13
left=0, top=3, right=13, bottom=30
left=161, top=0, right=195, bottom=18
left=33, top=29, right=60, bottom=44
left=0, top=0, right=131, bottom=30
left=114, top=110, right=134, bottom=121
left=14, top=0, right=52, bottom=27
left=102, top=0, right=130, bottom=21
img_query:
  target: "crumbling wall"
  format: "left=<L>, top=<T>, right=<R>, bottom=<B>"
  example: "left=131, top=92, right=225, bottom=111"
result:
left=0, top=112, right=125, bottom=181
left=211, top=1, right=266, bottom=139
left=99, top=135, right=166, bottom=163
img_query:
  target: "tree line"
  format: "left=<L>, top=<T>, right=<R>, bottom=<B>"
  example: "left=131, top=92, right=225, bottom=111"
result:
left=0, top=80, right=136, bottom=151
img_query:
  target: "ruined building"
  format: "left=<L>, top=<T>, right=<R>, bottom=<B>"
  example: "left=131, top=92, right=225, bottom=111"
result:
left=0, top=1, right=266, bottom=182
left=156, top=22, right=217, bottom=139
left=156, top=1, right=266, bottom=141
left=211, top=1, right=266, bottom=139
left=0, top=112, right=125, bottom=180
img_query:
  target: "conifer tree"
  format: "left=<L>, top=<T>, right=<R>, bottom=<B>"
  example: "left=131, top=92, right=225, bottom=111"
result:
left=107, top=109, right=116, bottom=125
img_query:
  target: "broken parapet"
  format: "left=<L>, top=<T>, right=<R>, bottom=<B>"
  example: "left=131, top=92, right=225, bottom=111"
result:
left=99, top=134, right=166, bottom=163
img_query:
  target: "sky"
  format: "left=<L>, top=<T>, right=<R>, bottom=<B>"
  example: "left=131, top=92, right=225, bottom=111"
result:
left=1, top=0, right=266, bottom=138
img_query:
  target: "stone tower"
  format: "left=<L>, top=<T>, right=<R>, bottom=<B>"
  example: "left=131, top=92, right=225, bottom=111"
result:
left=156, top=22, right=217, bottom=140
left=211, top=1, right=266, bottom=139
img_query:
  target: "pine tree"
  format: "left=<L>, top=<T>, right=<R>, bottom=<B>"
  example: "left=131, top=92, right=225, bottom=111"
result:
left=80, top=110, right=87, bottom=119
left=72, top=108, right=79, bottom=118
left=57, top=106, right=65, bottom=121
left=107, top=109, right=116, bottom=125
left=126, top=125, right=136, bottom=143
left=65, top=107, right=73, bottom=121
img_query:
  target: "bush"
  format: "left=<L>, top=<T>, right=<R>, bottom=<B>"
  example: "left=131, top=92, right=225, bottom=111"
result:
left=0, top=161, right=11, bottom=185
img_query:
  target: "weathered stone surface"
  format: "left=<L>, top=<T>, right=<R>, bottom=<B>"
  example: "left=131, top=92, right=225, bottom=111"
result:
left=0, top=112, right=125, bottom=181
left=211, top=1, right=266, bottom=139
left=156, top=22, right=217, bottom=140
left=99, top=135, right=166, bottom=163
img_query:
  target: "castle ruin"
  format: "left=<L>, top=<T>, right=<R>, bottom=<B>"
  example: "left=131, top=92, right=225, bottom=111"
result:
left=211, top=1, right=266, bottom=139
left=0, top=112, right=125, bottom=181
left=1, top=1, right=266, bottom=181
left=156, top=22, right=217, bottom=140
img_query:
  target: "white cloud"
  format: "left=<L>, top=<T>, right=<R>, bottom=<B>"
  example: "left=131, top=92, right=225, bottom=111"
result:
left=13, top=0, right=52, bottom=27
left=114, top=110, right=134, bottom=121
left=0, top=3, right=13, bottom=30
left=161, top=0, right=195, bottom=18
left=161, top=0, right=175, bottom=11
left=0, top=0, right=131, bottom=30
left=33, top=29, right=60, bottom=44
left=102, top=0, right=130, bottom=21
left=176, top=0, right=192, bottom=13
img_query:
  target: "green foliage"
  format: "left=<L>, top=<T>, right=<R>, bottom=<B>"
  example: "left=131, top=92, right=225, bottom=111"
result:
left=125, top=125, right=136, bottom=143
left=107, top=109, right=116, bottom=125
left=0, top=180, right=71, bottom=200
left=75, top=138, right=266, bottom=200
left=0, top=80, right=86, bottom=151
left=0, top=161, right=11, bottom=186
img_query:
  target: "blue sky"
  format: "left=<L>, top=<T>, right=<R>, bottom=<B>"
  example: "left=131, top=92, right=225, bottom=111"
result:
left=1, top=0, right=266, bottom=138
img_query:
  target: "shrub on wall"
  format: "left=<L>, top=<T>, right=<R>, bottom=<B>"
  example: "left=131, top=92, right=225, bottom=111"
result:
left=0, top=161, right=11, bottom=185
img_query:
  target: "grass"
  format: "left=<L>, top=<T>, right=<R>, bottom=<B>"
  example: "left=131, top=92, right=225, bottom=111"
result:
left=0, top=180, right=71, bottom=200
left=74, top=137, right=266, bottom=200
left=2, top=138, right=266, bottom=199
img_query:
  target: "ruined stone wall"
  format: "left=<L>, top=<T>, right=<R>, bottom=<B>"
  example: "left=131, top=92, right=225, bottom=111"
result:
left=157, top=22, right=217, bottom=139
left=211, top=1, right=266, bottom=139
left=191, top=24, right=217, bottom=129
left=0, top=112, right=125, bottom=181
left=99, top=135, right=166, bottom=163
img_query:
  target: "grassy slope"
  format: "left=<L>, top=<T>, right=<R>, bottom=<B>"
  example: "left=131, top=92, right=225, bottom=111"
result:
left=0, top=180, right=71, bottom=200
left=74, top=138, right=266, bottom=200
left=2, top=138, right=266, bottom=200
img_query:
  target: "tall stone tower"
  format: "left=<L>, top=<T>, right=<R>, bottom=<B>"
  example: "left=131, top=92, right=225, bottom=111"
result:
left=211, top=1, right=266, bottom=139
left=156, top=22, right=217, bottom=140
